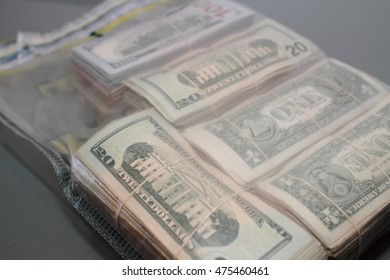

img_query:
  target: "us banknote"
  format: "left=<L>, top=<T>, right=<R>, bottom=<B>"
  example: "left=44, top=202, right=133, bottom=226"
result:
left=183, top=60, right=387, bottom=184
left=73, top=109, right=326, bottom=259
left=124, top=18, right=323, bottom=125
left=72, top=0, right=254, bottom=85
left=254, top=98, right=390, bottom=258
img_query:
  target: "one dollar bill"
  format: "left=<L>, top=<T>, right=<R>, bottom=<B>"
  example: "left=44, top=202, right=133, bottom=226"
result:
left=183, top=60, right=387, bottom=184
left=254, top=97, right=390, bottom=258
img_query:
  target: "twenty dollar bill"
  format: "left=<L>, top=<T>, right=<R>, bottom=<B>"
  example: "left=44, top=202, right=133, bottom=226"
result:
left=73, top=109, right=326, bottom=259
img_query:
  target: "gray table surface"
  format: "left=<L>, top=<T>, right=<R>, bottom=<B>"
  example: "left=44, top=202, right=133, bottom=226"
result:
left=0, top=0, right=389, bottom=259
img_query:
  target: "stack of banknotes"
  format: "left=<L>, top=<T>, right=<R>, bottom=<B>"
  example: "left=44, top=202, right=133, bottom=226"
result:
left=183, top=60, right=388, bottom=185
left=72, top=109, right=327, bottom=260
left=0, top=0, right=389, bottom=260
left=124, top=18, right=323, bottom=126
left=253, top=97, right=390, bottom=259
left=182, top=58, right=390, bottom=258
left=71, top=0, right=255, bottom=92
left=68, top=0, right=389, bottom=259
left=71, top=0, right=256, bottom=119
left=71, top=63, right=390, bottom=259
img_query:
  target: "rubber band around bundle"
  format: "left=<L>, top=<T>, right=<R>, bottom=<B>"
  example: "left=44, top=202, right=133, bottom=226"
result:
left=337, top=134, right=390, bottom=191
left=270, top=65, right=390, bottom=142
left=371, top=111, right=390, bottom=124
left=224, top=118, right=278, bottom=176
left=280, top=75, right=390, bottom=258
left=173, top=180, right=252, bottom=259
left=113, top=155, right=200, bottom=232
left=222, top=82, right=330, bottom=180
left=158, top=16, right=194, bottom=53
left=210, top=49, right=282, bottom=176
left=285, top=82, right=389, bottom=259
left=275, top=111, right=390, bottom=259
left=218, top=49, right=263, bottom=97
left=190, top=70, right=390, bottom=258
left=201, top=48, right=333, bottom=181
left=280, top=172, right=363, bottom=259
left=334, top=130, right=390, bottom=198
left=159, top=49, right=221, bottom=120
left=312, top=74, right=371, bottom=113
left=211, top=56, right=331, bottom=176
left=280, top=82, right=329, bottom=137
left=285, top=125, right=390, bottom=259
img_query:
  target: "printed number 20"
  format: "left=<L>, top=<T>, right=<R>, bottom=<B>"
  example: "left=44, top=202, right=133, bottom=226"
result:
left=94, top=146, right=115, bottom=167
left=285, top=42, right=308, bottom=57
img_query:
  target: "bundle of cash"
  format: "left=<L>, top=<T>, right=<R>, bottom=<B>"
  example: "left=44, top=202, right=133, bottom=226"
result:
left=72, top=63, right=128, bottom=105
left=72, top=109, right=327, bottom=259
left=252, top=98, right=390, bottom=259
left=183, top=60, right=388, bottom=185
left=73, top=62, right=153, bottom=119
left=2, top=0, right=388, bottom=260
left=72, top=0, right=255, bottom=87
left=75, top=73, right=151, bottom=119
left=124, top=18, right=323, bottom=126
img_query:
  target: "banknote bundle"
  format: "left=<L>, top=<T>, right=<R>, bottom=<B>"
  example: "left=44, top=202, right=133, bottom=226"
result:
left=183, top=60, right=389, bottom=185
left=71, top=109, right=327, bottom=259
left=0, top=0, right=389, bottom=260
left=71, top=0, right=255, bottom=87
left=253, top=99, right=390, bottom=258
left=124, top=18, right=323, bottom=126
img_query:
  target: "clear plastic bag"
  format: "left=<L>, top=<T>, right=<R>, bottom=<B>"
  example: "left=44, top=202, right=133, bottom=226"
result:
left=1, top=0, right=389, bottom=260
